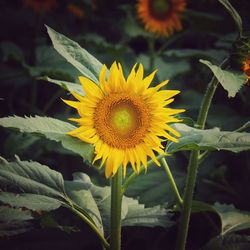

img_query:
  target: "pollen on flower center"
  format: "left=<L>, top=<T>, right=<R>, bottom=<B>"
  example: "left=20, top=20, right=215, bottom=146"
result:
left=94, top=94, right=150, bottom=149
left=149, top=0, right=170, bottom=19
left=111, top=109, right=134, bottom=133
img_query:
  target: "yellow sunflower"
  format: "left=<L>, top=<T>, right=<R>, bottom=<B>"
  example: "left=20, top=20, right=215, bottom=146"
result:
left=137, top=0, right=186, bottom=36
left=64, top=62, right=184, bottom=178
left=242, top=57, right=250, bottom=85
left=67, top=3, right=85, bottom=19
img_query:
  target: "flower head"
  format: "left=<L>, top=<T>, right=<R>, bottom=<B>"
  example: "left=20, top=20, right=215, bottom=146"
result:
left=137, top=0, right=186, bottom=36
left=22, top=0, right=57, bottom=12
left=64, top=62, right=184, bottom=178
left=67, top=3, right=85, bottom=19
left=242, top=57, right=250, bottom=85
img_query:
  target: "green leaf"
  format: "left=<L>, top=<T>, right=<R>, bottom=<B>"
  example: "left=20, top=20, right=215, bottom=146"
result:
left=0, top=156, right=66, bottom=200
left=201, top=234, right=250, bottom=250
left=200, top=59, right=246, bottom=98
left=218, top=0, right=243, bottom=36
left=163, top=49, right=227, bottom=62
left=25, top=45, right=80, bottom=81
left=0, top=206, right=34, bottom=236
left=138, top=55, right=190, bottom=81
left=214, top=203, right=250, bottom=235
left=41, top=76, right=84, bottom=95
left=0, top=158, right=105, bottom=243
left=167, top=123, right=250, bottom=153
left=0, top=116, right=94, bottom=162
left=0, top=206, right=33, bottom=222
left=0, top=192, right=62, bottom=212
left=122, top=196, right=173, bottom=228
left=125, top=163, right=185, bottom=208
left=65, top=172, right=172, bottom=235
left=235, top=121, right=250, bottom=132
left=40, top=213, right=80, bottom=233
left=46, top=25, right=103, bottom=83
left=65, top=173, right=104, bottom=234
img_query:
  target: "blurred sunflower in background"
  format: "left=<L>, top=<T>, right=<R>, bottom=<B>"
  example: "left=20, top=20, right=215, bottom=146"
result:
left=67, top=3, right=85, bottom=19
left=137, top=0, right=186, bottom=36
left=242, top=57, right=250, bottom=85
left=64, top=62, right=184, bottom=178
left=22, top=0, right=57, bottom=12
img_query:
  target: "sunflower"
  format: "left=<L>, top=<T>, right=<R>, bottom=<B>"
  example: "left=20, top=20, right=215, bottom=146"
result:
left=242, top=57, right=250, bottom=85
left=137, top=0, right=186, bottom=36
left=67, top=3, right=85, bottom=19
left=64, top=62, right=184, bottom=178
left=22, top=0, right=57, bottom=12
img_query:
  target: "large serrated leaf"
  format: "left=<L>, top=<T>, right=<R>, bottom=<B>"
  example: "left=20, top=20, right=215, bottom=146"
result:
left=122, top=196, right=173, bottom=228
left=0, top=192, right=62, bottom=212
left=167, top=123, right=250, bottom=153
left=65, top=172, right=172, bottom=236
left=214, top=203, right=250, bottom=235
left=0, top=206, right=34, bottom=236
left=46, top=25, right=103, bottom=83
left=0, top=156, right=66, bottom=200
left=200, top=59, right=246, bottom=98
left=0, top=116, right=94, bottom=162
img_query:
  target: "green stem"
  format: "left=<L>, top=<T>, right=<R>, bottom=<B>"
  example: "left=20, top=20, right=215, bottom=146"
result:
left=196, top=58, right=229, bottom=129
left=110, top=167, right=123, bottom=250
left=161, top=158, right=183, bottom=207
left=176, top=57, right=229, bottom=250
left=176, top=150, right=199, bottom=250
left=70, top=205, right=109, bottom=249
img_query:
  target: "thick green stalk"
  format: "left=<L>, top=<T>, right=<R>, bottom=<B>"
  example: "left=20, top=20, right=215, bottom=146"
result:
left=110, top=167, right=123, bottom=250
left=70, top=206, right=109, bottom=249
left=161, top=158, right=183, bottom=207
left=175, top=150, right=199, bottom=250
left=196, top=77, right=218, bottom=129
left=176, top=58, right=229, bottom=250
left=197, top=58, right=229, bottom=129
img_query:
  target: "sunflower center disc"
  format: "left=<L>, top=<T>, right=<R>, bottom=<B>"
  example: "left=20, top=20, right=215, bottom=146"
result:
left=94, top=94, right=150, bottom=149
left=150, top=0, right=170, bottom=19
left=111, top=109, right=134, bottom=134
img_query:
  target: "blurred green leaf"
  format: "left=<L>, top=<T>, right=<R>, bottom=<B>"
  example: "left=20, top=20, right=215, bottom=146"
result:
left=200, top=59, right=246, bottom=98
left=26, top=46, right=80, bottom=81
left=0, top=41, right=24, bottom=62
left=218, top=0, right=242, bottom=36
left=201, top=234, right=250, bottom=250
left=214, top=203, right=250, bottom=235
left=46, top=25, right=103, bottom=83
left=125, top=162, right=185, bottom=207
left=0, top=192, right=62, bottom=212
left=138, top=55, right=190, bottom=81
left=40, top=213, right=80, bottom=233
left=0, top=206, right=34, bottom=236
left=0, top=116, right=94, bottom=162
left=164, top=49, right=227, bottom=63
left=65, top=172, right=172, bottom=235
left=42, top=76, right=84, bottom=95
left=167, top=123, right=250, bottom=153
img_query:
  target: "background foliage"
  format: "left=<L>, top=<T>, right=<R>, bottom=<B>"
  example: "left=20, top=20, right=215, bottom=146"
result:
left=0, top=0, right=250, bottom=249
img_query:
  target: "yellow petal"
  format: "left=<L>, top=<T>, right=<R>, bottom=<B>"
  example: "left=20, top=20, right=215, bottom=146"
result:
left=79, top=76, right=103, bottom=99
